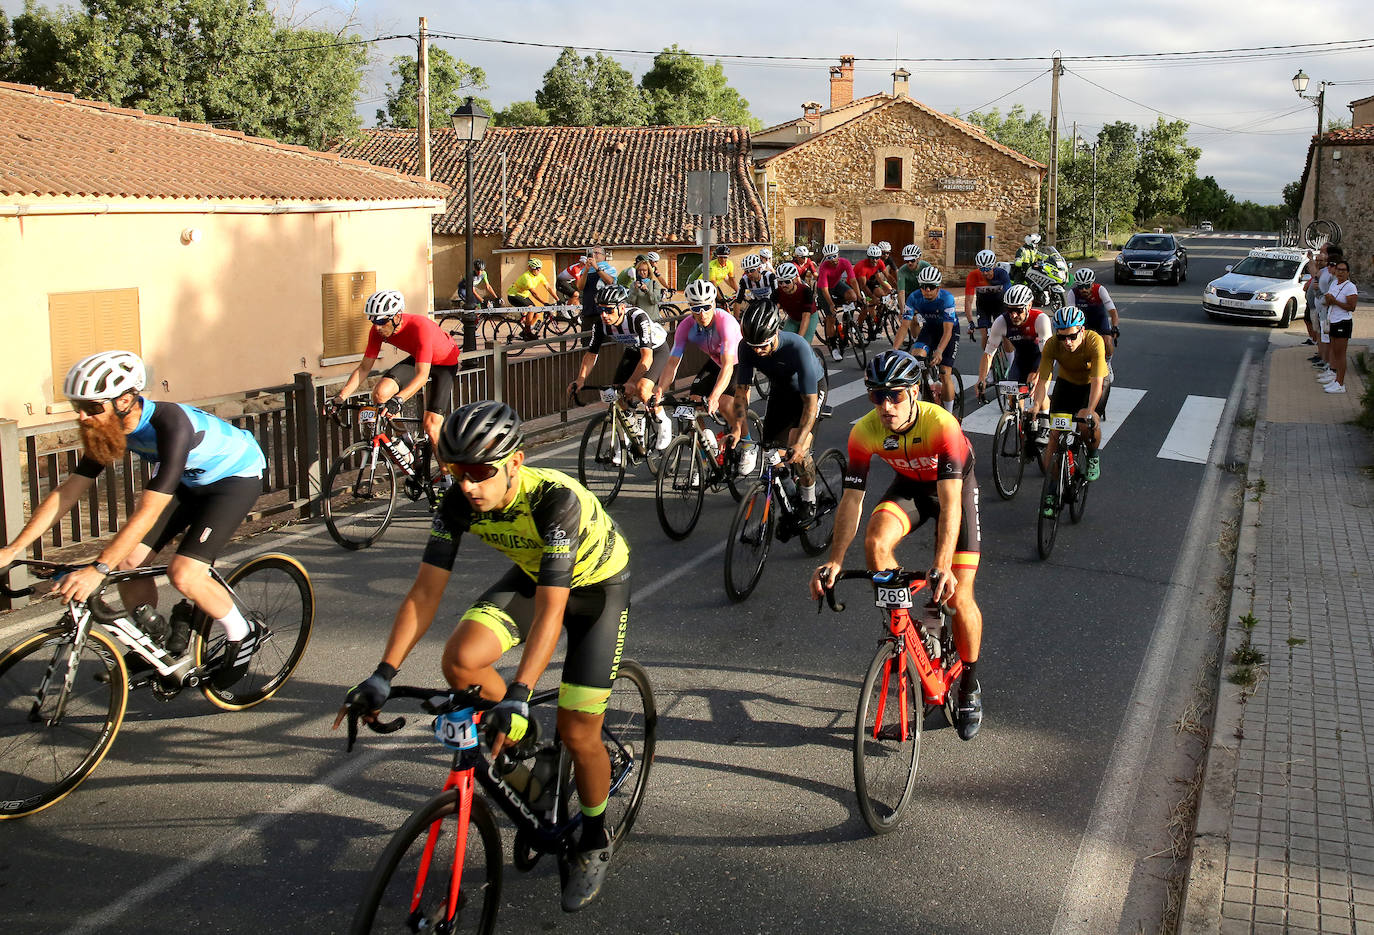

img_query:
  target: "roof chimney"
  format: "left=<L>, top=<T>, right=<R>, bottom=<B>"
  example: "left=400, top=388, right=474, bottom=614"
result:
left=892, top=67, right=910, bottom=98
left=829, top=55, right=855, bottom=110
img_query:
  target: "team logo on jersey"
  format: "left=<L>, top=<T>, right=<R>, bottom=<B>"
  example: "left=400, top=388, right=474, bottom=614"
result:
left=545, top=524, right=572, bottom=550
left=882, top=436, right=900, bottom=450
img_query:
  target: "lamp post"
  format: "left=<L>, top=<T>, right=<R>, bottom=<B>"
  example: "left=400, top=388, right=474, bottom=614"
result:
left=451, top=97, right=490, bottom=366
left=1293, top=69, right=1331, bottom=222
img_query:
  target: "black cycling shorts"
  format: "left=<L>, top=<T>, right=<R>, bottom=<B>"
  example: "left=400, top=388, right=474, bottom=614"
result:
left=1048, top=378, right=1105, bottom=420
left=141, top=474, right=262, bottom=564
left=385, top=356, right=458, bottom=415
left=827, top=282, right=853, bottom=306
left=687, top=359, right=735, bottom=399
left=612, top=346, right=653, bottom=386
left=873, top=472, right=981, bottom=569
left=915, top=323, right=959, bottom=369
left=1083, top=306, right=1113, bottom=336
left=762, top=386, right=804, bottom=446
left=461, top=565, right=630, bottom=714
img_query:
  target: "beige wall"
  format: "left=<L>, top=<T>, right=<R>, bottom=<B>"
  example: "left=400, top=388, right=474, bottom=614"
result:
left=1, top=201, right=440, bottom=430
left=761, top=102, right=1043, bottom=273
left=434, top=233, right=503, bottom=306
left=1299, top=145, right=1373, bottom=284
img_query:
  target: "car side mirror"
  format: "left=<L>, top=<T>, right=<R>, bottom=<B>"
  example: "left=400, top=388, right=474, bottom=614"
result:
left=1224, top=265, right=1233, bottom=272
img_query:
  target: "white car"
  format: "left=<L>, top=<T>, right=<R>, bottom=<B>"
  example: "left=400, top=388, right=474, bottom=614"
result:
left=1202, top=247, right=1309, bottom=327
left=1200, top=221, right=1214, bottom=232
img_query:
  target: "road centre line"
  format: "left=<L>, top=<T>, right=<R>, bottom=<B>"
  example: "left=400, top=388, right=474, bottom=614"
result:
left=1050, top=348, right=1252, bottom=935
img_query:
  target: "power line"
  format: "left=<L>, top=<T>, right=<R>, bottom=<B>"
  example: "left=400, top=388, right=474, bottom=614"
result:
left=962, top=69, right=1051, bottom=115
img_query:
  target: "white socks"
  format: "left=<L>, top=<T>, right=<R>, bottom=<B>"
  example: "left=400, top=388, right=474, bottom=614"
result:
left=217, top=606, right=250, bottom=642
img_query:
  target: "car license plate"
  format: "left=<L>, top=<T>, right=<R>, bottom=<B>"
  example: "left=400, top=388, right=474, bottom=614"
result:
left=875, top=585, right=912, bottom=608
left=1218, top=298, right=1246, bottom=309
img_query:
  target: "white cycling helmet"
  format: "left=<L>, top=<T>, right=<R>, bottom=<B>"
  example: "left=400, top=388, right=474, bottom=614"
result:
left=646, top=251, right=660, bottom=264
left=776, top=262, right=799, bottom=284
left=901, top=244, right=922, bottom=261
left=64, top=350, right=146, bottom=402
left=792, top=245, right=811, bottom=258
left=877, top=241, right=892, bottom=253
left=975, top=249, right=996, bottom=269
left=1024, top=233, right=1041, bottom=246
left=759, top=246, right=773, bottom=259
left=742, top=253, right=763, bottom=272
left=364, top=290, right=405, bottom=323
left=527, top=257, right=543, bottom=270
left=1003, top=283, right=1035, bottom=308
left=1074, top=267, right=1096, bottom=286
left=866, top=244, right=882, bottom=258
left=684, top=279, right=717, bottom=307
left=916, top=266, right=942, bottom=286
left=821, top=244, right=839, bottom=259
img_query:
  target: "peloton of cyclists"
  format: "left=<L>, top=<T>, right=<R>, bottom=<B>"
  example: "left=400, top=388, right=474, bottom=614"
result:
left=891, top=266, right=960, bottom=412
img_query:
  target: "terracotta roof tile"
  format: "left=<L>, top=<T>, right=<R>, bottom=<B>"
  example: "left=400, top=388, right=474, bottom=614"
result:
left=1321, top=123, right=1374, bottom=143
left=0, top=81, right=449, bottom=203
left=332, top=124, right=769, bottom=248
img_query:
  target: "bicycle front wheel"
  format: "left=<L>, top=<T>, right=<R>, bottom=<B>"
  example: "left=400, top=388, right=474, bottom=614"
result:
left=801, top=448, right=846, bottom=556
left=1069, top=442, right=1091, bottom=524
left=948, top=366, right=966, bottom=422
left=725, top=409, right=765, bottom=502
left=850, top=314, right=871, bottom=368
left=991, top=414, right=1025, bottom=500
left=558, top=659, right=657, bottom=848
left=1037, top=449, right=1064, bottom=559
left=724, top=481, right=775, bottom=602
left=197, top=554, right=315, bottom=710
left=323, top=441, right=399, bottom=550
left=350, top=788, right=502, bottom=935
left=578, top=412, right=625, bottom=506
left=0, top=626, right=127, bottom=819
left=853, top=644, right=921, bottom=834
left=655, top=436, right=706, bottom=540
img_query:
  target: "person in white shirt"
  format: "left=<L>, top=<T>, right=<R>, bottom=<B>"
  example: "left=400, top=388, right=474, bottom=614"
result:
left=1310, top=246, right=1343, bottom=372
left=1317, top=259, right=1359, bottom=394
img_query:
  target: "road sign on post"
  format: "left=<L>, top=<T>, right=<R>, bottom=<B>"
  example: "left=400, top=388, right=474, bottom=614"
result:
left=688, top=171, right=730, bottom=287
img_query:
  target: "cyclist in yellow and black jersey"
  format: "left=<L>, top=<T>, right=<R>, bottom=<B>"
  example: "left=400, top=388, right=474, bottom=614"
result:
left=339, top=401, right=629, bottom=913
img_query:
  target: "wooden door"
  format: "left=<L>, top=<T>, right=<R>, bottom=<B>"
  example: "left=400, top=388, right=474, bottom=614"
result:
left=870, top=219, right=915, bottom=263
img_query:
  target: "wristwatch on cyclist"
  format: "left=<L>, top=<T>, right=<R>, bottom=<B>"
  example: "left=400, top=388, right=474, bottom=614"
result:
left=92, top=561, right=110, bottom=576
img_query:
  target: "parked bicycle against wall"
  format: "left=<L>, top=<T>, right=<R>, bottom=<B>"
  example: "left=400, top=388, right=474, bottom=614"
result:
left=0, top=554, right=313, bottom=818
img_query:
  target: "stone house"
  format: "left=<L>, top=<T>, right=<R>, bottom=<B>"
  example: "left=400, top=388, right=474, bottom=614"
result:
left=753, top=58, right=1045, bottom=274
left=333, top=124, right=769, bottom=301
left=0, top=81, right=449, bottom=431
left=1296, top=121, right=1373, bottom=284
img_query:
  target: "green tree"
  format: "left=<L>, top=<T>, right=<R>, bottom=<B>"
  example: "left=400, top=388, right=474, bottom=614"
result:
left=1281, top=180, right=1302, bottom=217
left=639, top=44, right=759, bottom=129
left=959, top=104, right=1051, bottom=164
left=1092, top=121, right=1140, bottom=238
left=1135, top=118, right=1201, bottom=224
left=8, top=0, right=365, bottom=148
left=534, top=47, right=648, bottom=126
left=377, top=45, right=491, bottom=129
left=492, top=100, right=547, bottom=127
left=1182, top=175, right=1235, bottom=225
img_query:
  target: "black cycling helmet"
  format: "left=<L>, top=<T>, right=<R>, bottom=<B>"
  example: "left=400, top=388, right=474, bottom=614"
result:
left=438, top=401, right=524, bottom=464
left=864, top=350, right=922, bottom=390
left=714, top=245, right=731, bottom=257
left=739, top=299, right=781, bottom=345
left=473, top=259, right=486, bottom=271
left=596, top=282, right=630, bottom=308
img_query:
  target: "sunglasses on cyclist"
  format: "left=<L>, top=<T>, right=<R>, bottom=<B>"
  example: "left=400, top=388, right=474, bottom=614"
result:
left=73, top=400, right=108, bottom=416
left=919, top=284, right=939, bottom=291
left=441, top=456, right=509, bottom=483
left=867, top=387, right=910, bottom=405
left=690, top=304, right=714, bottom=315
left=1058, top=328, right=1084, bottom=340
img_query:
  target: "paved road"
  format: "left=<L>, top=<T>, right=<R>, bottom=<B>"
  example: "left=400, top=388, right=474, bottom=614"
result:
left=2, top=237, right=1280, bottom=934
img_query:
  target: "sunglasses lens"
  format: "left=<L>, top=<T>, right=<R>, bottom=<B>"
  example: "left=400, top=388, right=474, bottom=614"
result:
left=445, top=462, right=500, bottom=482
left=75, top=401, right=105, bottom=415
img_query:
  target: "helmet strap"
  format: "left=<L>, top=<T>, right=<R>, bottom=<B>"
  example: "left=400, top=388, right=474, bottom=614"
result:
left=112, top=393, right=139, bottom=421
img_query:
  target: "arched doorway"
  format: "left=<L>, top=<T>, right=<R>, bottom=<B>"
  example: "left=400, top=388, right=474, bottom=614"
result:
left=871, top=219, right=915, bottom=262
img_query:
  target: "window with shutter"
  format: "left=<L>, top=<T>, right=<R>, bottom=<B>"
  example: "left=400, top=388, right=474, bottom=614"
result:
left=49, top=288, right=141, bottom=400
left=322, top=271, right=377, bottom=359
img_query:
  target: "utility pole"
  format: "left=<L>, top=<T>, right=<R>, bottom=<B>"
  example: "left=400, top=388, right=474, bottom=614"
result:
left=418, top=17, right=430, bottom=181
left=1046, top=54, right=1062, bottom=245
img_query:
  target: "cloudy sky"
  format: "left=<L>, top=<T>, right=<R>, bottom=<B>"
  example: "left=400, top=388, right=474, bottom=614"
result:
left=7, top=0, right=1371, bottom=202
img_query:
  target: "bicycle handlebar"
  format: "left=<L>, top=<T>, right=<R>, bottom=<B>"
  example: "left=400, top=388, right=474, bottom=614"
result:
left=816, top=567, right=952, bottom=617
left=342, top=684, right=495, bottom=753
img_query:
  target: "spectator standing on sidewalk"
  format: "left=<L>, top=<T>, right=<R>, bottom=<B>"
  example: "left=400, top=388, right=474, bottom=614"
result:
left=1318, top=259, right=1359, bottom=394
left=1301, top=246, right=1323, bottom=348
left=1311, top=246, right=1343, bottom=374
left=578, top=247, right=618, bottom=329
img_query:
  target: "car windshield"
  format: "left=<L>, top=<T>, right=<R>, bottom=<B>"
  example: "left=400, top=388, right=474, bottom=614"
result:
left=1126, top=235, right=1172, bottom=251
left=1231, top=257, right=1300, bottom=281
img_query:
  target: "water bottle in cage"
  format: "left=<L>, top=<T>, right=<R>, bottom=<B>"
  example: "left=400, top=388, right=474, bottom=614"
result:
left=702, top=429, right=720, bottom=461
left=388, top=435, right=414, bottom=469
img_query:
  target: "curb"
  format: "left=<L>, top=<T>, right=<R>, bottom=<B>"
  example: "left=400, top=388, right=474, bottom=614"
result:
left=1178, top=346, right=1269, bottom=934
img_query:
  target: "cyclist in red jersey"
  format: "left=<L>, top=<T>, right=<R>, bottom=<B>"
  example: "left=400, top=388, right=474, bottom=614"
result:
left=791, top=245, right=820, bottom=286
left=330, top=290, right=462, bottom=454
left=817, top=244, right=859, bottom=362
left=854, top=244, right=894, bottom=339
left=809, top=349, right=984, bottom=740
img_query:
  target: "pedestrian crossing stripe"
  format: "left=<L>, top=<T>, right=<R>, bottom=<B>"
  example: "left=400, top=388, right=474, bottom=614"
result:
left=955, top=387, right=1146, bottom=449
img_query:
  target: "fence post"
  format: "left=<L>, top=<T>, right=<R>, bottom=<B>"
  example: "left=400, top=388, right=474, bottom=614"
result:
left=492, top=344, right=506, bottom=404
left=293, top=372, right=321, bottom=519
left=0, top=419, right=30, bottom=609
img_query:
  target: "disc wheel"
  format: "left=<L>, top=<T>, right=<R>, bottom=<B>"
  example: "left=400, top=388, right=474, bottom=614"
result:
left=196, top=553, right=315, bottom=710
left=0, top=626, right=127, bottom=819
left=724, top=481, right=775, bottom=602
left=323, top=441, right=398, bottom=550
left=654, top=435, right=706, bottom=540
left=578, top=412, right=625, bottom=507
left=557, top=659, right=657, bottom=848
left=349, top=789, right=502, bottom=935
left=853, top=645, right=921, bottom=834
left=991, top=414, right=1026, bottom=500
left=800, top=448, right=846, bottom=556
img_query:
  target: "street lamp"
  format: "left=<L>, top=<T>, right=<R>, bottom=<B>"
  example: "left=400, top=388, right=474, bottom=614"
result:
left=1292, top=69, right=1331, bottom=221
left=451, top=97, right=490, bottom=366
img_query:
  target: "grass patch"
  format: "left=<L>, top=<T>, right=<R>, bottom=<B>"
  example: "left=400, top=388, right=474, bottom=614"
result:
left=1231, top=644, right=1265, bottom=666
left=1247, top=478, right=1266, bottom=502
left=1228, top=664, right=1260, bottom=687
left=1238, top=612, right=1258, bottom=630
left=1236, top=409, right=1256, bottom=428
left=1287, top=636, right=1307, bottom=647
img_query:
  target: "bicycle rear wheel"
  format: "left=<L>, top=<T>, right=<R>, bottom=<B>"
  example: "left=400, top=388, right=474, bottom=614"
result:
left=800, top=448, right=846, bottom=555
left=655, top=436, right=706, bottom=540
left=323, top=441, right=399, bottom=550
left=948, top=366, right=966, bottom=421
left=1037, top=449, right=1064, bottom=559
left=724, top=481, right=775, bottom=602
left=578, top=412, right=626, bottom=506
left=991, top=414, right=1025, bottom=500
left=853, top=644, right=921, bottom=834
left=558, top=659, right=657, bottom=848
left=1069, top=441, right=1091, bottom=524
left=197, top=554, right=315, bottom=710
left=0, top=626, right=127, bottom=818
left=350, top=787, right=502, bottom=935
left=489, top=318, right=529, bottom=356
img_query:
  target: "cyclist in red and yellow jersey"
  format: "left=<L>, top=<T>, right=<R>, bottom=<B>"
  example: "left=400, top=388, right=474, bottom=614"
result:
left=810, top=349, right=984, bottom=740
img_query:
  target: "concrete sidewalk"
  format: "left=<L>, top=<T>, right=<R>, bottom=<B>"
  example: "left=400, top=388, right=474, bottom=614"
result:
left=1183, top=336, right=1374, bottom=935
